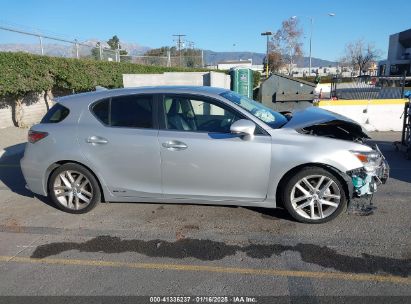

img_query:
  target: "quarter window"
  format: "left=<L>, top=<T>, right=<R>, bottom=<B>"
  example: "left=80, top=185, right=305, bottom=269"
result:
left=92, top=95, right=153, bottom=129
left=41, top=103, right=70, bottom=123
left=92, top=99, right=109, bottom=125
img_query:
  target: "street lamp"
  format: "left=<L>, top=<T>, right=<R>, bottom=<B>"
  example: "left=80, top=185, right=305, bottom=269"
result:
left=261, top=31, right=273, bottom=77
left=292, top=13, right=335, bottom=76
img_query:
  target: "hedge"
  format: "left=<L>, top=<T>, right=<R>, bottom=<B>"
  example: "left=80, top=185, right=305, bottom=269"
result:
left=0, top=52, right=262, bottom=97
left=0, top=52, right=217, bottom=97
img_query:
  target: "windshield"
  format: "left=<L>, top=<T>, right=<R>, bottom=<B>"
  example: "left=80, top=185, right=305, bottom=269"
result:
left=220, top=91, right=288, bottom=129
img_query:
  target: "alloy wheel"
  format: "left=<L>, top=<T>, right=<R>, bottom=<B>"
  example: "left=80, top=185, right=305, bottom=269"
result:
left=290, top=174, right=341, bottom=220
left=53, top=170, right=94, bottom=210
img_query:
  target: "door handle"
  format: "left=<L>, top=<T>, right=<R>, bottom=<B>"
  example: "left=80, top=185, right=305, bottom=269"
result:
left=162, top=141, right=188, bottom=151
left=86, top=136, right=108, bottom=145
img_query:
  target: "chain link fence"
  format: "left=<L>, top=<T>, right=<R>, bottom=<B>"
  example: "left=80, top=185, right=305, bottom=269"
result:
left=121, top=54, right=203, bottom=67
left=0, top=25, right=203, bottom=67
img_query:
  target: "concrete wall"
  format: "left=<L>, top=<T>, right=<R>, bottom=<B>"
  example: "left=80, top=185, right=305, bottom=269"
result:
left=315, top=83, right=331, bottom=97
left=317, top=99, right=408, bottom=131
left=209, top=71, right=231, bottom=89
left=0, top=92, right=53, bottom=129
left=123, top=72, right=231, bottom=89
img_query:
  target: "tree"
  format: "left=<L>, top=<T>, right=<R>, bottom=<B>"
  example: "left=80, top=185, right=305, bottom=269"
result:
left=144, top=46, right=202, bottom=67
left=144, top=46, right=177, bottom=56
left=107, top=35, right=129, bottom=61
left=264, top=50, right=285, bottom=74
left=107, top=35, right=120, bottom=50
left=91, top=42, right=101, bottom=60
left=271, top=17, right=303, bottom=75
left=341, top=39, right=381, bottom=75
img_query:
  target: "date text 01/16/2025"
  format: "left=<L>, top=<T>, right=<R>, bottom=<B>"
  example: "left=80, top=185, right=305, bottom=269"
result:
left=149, top=296, right=257, bottom=303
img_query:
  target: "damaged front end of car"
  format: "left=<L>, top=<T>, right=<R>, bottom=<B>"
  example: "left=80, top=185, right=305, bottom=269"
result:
left=345, top=145, right=390, bottom=215
left=283, top=107, right=390, bottom=215
left=300, top=121, right=390, bottom=214
left=281, top=106, right=371, bottom=143
left=299, top=119, right=370, bottom=143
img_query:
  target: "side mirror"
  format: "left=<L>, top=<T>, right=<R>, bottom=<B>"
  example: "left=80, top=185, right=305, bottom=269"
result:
left=230, top=119, right=256, bottom=138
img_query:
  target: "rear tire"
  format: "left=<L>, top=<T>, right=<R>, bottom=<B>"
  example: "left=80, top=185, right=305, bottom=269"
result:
left=281, top=167, right=347, bottom=224
left=48, top=163, right=100, bottom=214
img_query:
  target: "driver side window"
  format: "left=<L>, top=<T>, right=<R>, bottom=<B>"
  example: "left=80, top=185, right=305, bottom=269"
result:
left=163, top=96, right=241, bottom=133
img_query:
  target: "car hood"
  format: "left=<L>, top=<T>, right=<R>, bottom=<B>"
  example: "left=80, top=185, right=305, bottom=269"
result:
left=281, top=106, right=370, bottom=142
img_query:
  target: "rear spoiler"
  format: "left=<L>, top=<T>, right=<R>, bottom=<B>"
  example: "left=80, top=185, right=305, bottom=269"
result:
left=95, top=86, right=108, bottom=91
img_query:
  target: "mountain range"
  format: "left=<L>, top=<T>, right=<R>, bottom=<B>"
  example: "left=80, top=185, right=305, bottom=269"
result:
left=202, top=50, right=337, bottom=67
left=0, top=41, right=337, bottom=67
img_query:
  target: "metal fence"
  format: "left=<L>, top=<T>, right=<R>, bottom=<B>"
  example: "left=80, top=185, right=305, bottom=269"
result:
left=0, top=25, right=203, bottom=67
left=121, top=54, right=203, bottom=67
left=331, top=75, right=411, bottom=100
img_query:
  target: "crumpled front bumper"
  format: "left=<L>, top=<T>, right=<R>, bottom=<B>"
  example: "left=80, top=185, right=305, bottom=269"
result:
left=345, top=145, right=389, bottom=215
left=347, top=144, right=389, bottom=197
left=374, top=145, right=390, bottom=185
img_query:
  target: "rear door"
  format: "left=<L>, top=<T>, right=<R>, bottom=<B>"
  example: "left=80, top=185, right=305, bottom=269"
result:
left=78, top=94, right=161, bottom=198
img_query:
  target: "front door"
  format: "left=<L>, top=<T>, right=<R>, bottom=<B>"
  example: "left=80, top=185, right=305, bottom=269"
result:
left=158, top=94, right=271, bottom=202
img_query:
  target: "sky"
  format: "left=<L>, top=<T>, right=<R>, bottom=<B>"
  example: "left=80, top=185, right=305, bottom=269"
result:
left=0, top=0, right=410, bottom=61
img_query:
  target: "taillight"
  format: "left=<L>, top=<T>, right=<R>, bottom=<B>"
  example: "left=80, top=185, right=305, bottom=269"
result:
left=28, top=130, right=48, bottom=143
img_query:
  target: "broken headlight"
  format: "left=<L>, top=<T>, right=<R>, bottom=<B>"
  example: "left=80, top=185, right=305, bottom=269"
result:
left=350, top=150, right=382, bottom=172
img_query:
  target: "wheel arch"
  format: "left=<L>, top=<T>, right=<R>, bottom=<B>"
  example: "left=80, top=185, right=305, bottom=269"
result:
left=45, top=160, right=106, bottom=202
left=275, top=162, right=353, bottom=207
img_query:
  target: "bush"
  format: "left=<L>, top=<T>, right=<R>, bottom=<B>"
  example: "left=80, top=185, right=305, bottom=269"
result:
left=0, top=52, right=264, bottom=97
left=0, top=52, right=262, bottom=127
left=252, top=71, right=261, bottom=88
left=0, top=52, right=213, bottom=97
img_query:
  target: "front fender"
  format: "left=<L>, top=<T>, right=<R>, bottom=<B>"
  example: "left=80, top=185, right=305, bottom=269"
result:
left=265, top=129, right=366, bottom=204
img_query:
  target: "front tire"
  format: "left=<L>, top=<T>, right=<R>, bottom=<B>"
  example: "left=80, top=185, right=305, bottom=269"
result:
left=48, top=163, right=100, bottom=214
left=281, top=167, right=347, bottom=224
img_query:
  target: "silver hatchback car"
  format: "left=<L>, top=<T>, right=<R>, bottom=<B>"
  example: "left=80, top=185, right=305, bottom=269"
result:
left=21, top=86, right=389, bottom=223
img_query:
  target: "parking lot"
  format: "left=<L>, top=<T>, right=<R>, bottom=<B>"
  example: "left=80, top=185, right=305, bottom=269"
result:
left=0, top=127, right=410, bottom=296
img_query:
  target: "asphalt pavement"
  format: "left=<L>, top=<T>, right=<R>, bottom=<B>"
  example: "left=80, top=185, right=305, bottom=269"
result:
left=0, top=128, right=409, bottom=298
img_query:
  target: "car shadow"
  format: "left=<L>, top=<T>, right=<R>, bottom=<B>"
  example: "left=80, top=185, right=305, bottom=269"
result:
left=0, top=142, right=57, bottom=209
left=366, top=139, right=411, bottom=184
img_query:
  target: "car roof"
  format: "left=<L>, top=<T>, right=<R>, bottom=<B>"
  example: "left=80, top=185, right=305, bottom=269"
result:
left=56, top=86, right=230, bottom=106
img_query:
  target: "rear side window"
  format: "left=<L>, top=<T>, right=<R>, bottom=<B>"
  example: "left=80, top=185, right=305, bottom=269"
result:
left=92, top=95, right=153, bottom=129
left=41, top=103, right=70, bottom=123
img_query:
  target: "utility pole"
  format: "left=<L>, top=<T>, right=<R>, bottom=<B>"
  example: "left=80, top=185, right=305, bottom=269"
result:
left=38, top=36, right=44, bottom=55
left=309, top=17, right=313, bottom=76
left=292, top=13, right=335, bottom=76
left=187, top=40, right=195, bottom=49
left=99, top=41, right=103, bottom=61
left=74, top=39, right=79, bottom=59
left=261, top=32, right=273, bottom=77
left=173, top=34, right=186, bottom=67
left=167, top=50, right=171, bottom=67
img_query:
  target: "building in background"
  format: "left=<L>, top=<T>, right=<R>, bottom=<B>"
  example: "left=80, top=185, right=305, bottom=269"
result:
left=205, top=59, right=263, bottom=73
left=217, top=59, right=252, bottom=70
left=368, top=62, right=378, bottom=76
left=379, top=28, right=411, bottom=76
